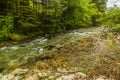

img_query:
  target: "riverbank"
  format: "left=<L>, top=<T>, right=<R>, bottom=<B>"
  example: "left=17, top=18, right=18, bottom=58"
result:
left=0, top=27, right=120, bottom=80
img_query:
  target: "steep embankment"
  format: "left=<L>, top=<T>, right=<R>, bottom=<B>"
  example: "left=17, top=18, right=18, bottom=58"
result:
left=0, top=27, right=120, bottom=80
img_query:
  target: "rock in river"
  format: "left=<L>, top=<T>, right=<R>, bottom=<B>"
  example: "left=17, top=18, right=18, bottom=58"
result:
left=0, top=47, right=8, bottom=51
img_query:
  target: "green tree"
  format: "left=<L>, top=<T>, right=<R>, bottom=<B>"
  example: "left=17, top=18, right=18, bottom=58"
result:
left=102, top=8, right=120, bottom=33
left=61, top=0, right=97, bottom=29
left=91, top=0, right=107, bottom=12
left=91, top=0, right=108, bottom=26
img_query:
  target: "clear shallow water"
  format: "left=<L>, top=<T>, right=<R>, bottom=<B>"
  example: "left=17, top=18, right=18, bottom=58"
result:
left=0, top=28, right=98, bottom=73
left=0, top=37, right=48, bottom=73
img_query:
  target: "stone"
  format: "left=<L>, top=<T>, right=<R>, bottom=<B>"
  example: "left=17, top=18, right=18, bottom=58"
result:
left=30, top=42, right=34, bottom=46
left=25, top=74, right=39, bottom=80
left=56, top=72, right=87, bottom=80
left=11, top=68, right=28, bottom=75
left=38, top=48, right=43, bottom=54
left=98, top=75, right=106, bottom=79
left=0, top=75, right=8, bottom=80
left=11, top=46, right=18, bottom=50
left=74, top=72, right=87, bottom=79
left=38, top=72, right=47, bottom=77
left=96, top=78, right=104, bottom=80
left=0, top=74, right=20, bottom=80
left=47, top=76, right=54, bottom=80
left=56, top=74, right=75, bottom=80
left=14, top=76, right=21, bottom=80
left=38, top=39, right=47, bottom=44
left=57, top=68, right=62, bottom=72
left=42, top=39, right=48, bottom=42
left=0, top=47, right=7, bottom=51
left=7, top=74, right=15, bottom=80
left=31, top=48, right=38, bottom=51
left=117, top=36, right=120, bottom=40
left=0, top=69, right=28, bottom=80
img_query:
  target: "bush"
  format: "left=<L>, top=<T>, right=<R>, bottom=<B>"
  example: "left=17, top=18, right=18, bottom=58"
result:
left=0, top=15, right=13, bottom=40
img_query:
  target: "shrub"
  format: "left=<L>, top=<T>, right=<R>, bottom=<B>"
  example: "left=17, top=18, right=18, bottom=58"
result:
left=0, top=15, right=13, bottom=40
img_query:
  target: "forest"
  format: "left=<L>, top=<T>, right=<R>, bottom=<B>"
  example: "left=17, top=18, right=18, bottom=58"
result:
left=0, top=0, right=120, bottom=80
left=0, top=0, right=107, bottom=41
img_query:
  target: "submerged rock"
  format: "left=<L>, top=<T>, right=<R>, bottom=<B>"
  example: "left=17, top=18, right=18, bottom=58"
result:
left=38, top=48, right=43, bottom=54
left=70, top=31, right=96, bottom=36
left=0, top=47, right=8, bottom=51
left=40, top=39, right=48, bottom=44
left=10, top=46, right=18, bottom=50
left=31, top=37, right=47, bottom=45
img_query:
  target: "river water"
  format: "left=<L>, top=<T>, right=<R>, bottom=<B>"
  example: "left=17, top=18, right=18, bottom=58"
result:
left=0, top=27, right=100, bottom=73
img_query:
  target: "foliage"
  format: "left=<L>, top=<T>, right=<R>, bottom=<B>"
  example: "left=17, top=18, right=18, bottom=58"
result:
left=91, top=0, right=107, bottom=12
left=102, top=8, right=120, bottom=33
left=102, top=8, right=120, bottom=26
left=91, top=0, right=108, bottom=26
left=62, top=0, right=97, bottom=28
left=0, top=0, right=107, bottom=41
left=0, top=15, right=13, bottom=40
